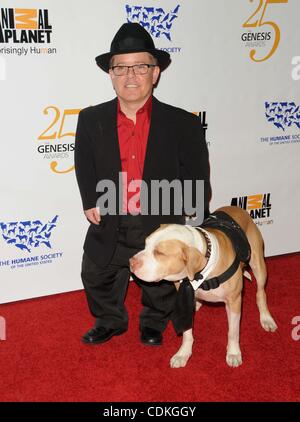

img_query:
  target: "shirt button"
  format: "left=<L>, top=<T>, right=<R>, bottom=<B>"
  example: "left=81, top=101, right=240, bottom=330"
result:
left=132, top=155, right=135, bottom=159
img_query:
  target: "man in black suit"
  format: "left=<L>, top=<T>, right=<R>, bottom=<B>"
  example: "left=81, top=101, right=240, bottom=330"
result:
left=75, top=23, right=210, bottom=346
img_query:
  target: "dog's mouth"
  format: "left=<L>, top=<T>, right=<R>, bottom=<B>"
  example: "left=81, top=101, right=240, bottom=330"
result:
left=131, top=269, right=161, bottom=283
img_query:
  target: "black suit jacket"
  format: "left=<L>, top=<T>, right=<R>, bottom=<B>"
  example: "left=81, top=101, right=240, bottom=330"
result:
left=75, top=96, right=211, bottom=266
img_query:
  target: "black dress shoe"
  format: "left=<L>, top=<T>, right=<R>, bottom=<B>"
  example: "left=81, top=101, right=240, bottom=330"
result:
left=82, top=326, right=127, bottom=344
left=140, top=327, right=163, bottom=346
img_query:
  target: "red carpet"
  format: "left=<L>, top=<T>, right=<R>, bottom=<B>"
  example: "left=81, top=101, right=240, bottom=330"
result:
left=0, top=253, right=299, bottom=402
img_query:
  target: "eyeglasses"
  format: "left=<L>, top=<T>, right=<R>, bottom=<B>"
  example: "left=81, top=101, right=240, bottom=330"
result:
left=110, top=64, right=156, bottom=76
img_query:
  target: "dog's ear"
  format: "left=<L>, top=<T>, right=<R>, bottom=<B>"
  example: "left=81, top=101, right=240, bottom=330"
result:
left=182, top=246, right=206, bottom=281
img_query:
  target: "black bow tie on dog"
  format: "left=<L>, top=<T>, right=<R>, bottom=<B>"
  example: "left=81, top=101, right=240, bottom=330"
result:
left=172, top=279, right=195, bottom=334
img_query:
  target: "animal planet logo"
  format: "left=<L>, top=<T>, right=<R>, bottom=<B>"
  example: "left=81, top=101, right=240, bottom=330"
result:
left=261, top=102, right=300, bottom=145
left=0, top=8, right=56, bottom=56
left=242, top=0, right=288, bottom=62
left=125, top=4, right=181, bottom=53
left=231, top=193, right=273, bottom=226
left=192, top=112, right=211, bottom=147
left=0, top=215, right=58, bottom=253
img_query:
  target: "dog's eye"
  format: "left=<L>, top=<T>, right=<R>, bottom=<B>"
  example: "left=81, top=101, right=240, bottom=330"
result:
left=154, top=249, right=165, bottom=257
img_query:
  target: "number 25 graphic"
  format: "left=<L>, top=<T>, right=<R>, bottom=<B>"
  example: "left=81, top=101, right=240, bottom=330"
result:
left=38, top=106, right=80, bottom=174
left=243, top=0, right=288, bottom=62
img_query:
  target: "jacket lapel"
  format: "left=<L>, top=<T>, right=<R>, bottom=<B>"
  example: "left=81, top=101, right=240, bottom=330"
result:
left=142, top=96, right=164, bottom=182
left=100, top=97, right=122, bottom=176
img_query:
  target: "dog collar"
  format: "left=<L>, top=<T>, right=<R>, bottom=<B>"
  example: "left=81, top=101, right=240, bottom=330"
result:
left=188, top=227, right=219, bottom=291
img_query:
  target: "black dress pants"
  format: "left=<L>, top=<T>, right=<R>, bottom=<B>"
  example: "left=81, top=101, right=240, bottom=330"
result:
left=81, top=215, right=177, bottom=332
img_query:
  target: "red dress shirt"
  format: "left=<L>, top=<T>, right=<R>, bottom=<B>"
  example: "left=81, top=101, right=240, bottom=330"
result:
left=117, top=96, right=152, bottom=214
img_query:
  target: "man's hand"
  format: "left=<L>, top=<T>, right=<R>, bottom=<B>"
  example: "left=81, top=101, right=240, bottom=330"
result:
left=84, top=207, right=101, bottom=225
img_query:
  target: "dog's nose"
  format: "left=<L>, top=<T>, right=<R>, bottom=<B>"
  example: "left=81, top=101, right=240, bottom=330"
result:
left=129, top=256, right=136, bottom=271
left=129, top=256, right=140, bottom=272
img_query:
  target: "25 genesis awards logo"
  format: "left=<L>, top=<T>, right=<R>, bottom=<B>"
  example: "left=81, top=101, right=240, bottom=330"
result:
left=241, top=0, right=288, bottom=62
left=37, top=106, right=80, bottom=174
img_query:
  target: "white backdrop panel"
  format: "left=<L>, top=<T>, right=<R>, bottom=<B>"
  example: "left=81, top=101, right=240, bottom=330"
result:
left=0, top=0, right=299, bottom=303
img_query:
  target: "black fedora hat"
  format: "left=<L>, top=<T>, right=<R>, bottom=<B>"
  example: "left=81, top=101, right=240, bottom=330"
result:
left=95, top=23, right=171, bottom=72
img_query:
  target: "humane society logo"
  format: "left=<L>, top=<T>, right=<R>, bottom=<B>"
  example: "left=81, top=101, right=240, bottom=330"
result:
left=125, top=4, right=181, bottom=54
left=0, top=215, right=63, bottom=270
left=260, top=102, right=300, bottom=145
left=265, top=102, right=300, bottom=131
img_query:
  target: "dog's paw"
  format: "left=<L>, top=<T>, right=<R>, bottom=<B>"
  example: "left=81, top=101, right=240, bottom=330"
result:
left=260, top=314, right=278, bottom=332
left=226, top=353, right=242, bottom=367
left=170, top=353, right=191, bottom=368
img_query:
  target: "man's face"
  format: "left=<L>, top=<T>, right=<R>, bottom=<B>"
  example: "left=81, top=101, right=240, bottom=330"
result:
left=109, top=52, right=160, bottom=105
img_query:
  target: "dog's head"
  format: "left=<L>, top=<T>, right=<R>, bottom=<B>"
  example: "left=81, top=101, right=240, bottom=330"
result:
left=129, top=224, right=206, bottom=282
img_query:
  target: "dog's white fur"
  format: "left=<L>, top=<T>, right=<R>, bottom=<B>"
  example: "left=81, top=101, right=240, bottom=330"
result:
left=130, top=206, right=277, bottom=368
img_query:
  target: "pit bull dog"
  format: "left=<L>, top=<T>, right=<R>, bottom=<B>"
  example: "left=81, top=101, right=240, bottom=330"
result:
left=129, top=206, right=277, bottom=368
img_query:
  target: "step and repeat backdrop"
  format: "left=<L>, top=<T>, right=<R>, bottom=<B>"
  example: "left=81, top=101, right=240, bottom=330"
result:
left=0, top=0, right=299, bottom=303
